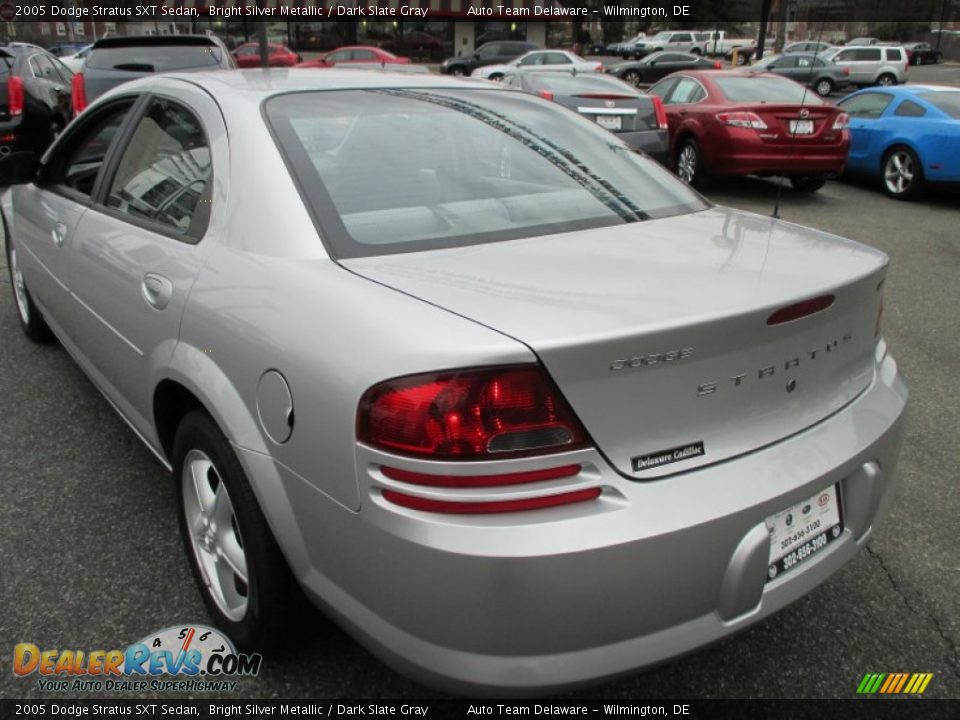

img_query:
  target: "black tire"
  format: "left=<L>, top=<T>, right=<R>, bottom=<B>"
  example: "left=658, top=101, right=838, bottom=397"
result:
left=690, top=47, right=702, bottom=56
left=814, top=78, right=833, bottom=97
left=789, top=174, right=827, bottom=193
left=174, top=411, right=297, bottom=650
left=881, top=145, right=924, bottom=200
left=876, top=73, right=896, bottom=87
left=4, top=214, right=53, bottom=343
left=448, top=66, right=467, bottom=77
left=488, top=73, right=504, bottom=82
left=913, top=55, right=922, bottom=66
left=675, top=137, right=708, bottom=189
left=623, top=70, right=641, bottom=87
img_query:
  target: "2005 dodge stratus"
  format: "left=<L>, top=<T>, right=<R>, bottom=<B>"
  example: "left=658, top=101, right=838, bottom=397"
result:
left=2, top=69, right=907, bottom=694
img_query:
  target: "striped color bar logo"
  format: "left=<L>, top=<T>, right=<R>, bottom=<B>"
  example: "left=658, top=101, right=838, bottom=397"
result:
left=857, top=672, right=934, bottom=695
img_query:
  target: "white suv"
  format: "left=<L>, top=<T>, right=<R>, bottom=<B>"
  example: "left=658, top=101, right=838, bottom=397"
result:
left=823, top=45, right=908, bottom=86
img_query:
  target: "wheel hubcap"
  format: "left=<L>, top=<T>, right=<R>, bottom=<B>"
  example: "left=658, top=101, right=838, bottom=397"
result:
left=627, top=73, right=640, bottom=87
left=9, top=246, right=31, bottom=325
left=182, top=449, right=249, bottom=621
left=879, top=76, right=893, bottom=86
left=884, top=152, right=914, bottom=194
left=678, top=146, right=697, bottom=184
left=817, top=81, right=830, bottom=95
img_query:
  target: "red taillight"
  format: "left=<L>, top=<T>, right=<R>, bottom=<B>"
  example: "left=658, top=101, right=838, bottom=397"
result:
left=357, top=366, right=588, bottom=460
left=7, top=76, right=23, bottom=116
left=382, top=487, right=601, bottom=514
left=71, top=72, right=87, bottom=116
left=716, top=111, right=768, bottom=129
left=538, top=90, right=554, bottom=101
left=843, top=67, right=850, bottom=75
left=832, top=112, right=850, bottom=130
left=652, top=95, right=668, bottom=129
left=714, top=61, right=722, bottom=69
left=381, top=464, right=581, bottom=488
left=766, top=294, right=835, bottom=325
left=595, top=63, right=604, bottom=72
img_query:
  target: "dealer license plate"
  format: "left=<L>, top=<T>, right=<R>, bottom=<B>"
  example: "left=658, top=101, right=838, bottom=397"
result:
left=596, top=115, right=622, bottom=131
left=789, top=119, right=814, bottom=135
left=765, top=485, right=842, bottom=582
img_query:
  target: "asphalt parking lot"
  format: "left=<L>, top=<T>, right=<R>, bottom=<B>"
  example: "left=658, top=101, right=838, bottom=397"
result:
left=1, top=77, right=958, bottom=702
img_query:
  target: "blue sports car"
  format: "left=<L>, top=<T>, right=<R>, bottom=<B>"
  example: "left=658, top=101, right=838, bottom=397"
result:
left=837, top=85, right=960, bottom=199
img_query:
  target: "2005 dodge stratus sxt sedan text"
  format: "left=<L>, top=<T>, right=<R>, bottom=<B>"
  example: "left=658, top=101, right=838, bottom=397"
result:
left=2, top=69, right=907, bottom=695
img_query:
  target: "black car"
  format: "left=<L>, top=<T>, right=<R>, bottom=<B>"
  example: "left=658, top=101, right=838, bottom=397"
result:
left=440, top=41, right=537, bottom=76
left=504, top=70, right=669, bottom=165
left=0, top=43, right=73, bottom=157
left=74, top=35, right=236, bottom=114
left=903, top=42, right=943, bottom=65
left=607, top=52, right=720, bottom=87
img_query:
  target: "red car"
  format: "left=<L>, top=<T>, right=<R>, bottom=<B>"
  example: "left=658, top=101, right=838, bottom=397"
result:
left=233, top=42, right=300, bottom=68
left=648, top=70, right=850, bottom=192
left=296, top=46, right=410, bottom=69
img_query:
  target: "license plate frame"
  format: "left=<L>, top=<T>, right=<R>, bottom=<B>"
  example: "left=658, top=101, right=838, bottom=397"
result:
left=596, top=115, right=622, bottom=131
left=789, top=119, right=814, bottom=135
left=765, top=485, right=843, bottom=582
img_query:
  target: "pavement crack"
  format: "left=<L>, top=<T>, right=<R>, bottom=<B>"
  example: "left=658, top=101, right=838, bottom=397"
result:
left=866, top=544, right=960, bottom=683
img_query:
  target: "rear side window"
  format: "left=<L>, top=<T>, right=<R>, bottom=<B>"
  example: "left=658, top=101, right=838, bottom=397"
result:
left=885, top=49, right=903, bottom=62
left=105, top=98, right=212, bottom=237
left=894, top=100, right=926, bottom=117
left=87, top=45, right=223, bottom=72
left=856, top=48, right=882, bottom=61
left=668, top=77, right=705, bottom=104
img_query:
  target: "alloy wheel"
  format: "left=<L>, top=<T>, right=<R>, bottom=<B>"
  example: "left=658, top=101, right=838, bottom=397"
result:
left=884, top=151, right=915, bottom=195
left=816, top=79, right=832, bottom=96
left=182, top=449, right=249, bottom=622
left=677, top=144, right=698, bottom=185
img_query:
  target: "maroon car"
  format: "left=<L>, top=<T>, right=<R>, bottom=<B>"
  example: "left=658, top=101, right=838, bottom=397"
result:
left=296, top=46, right=411, bottom=69
left=233, top=43, right=300, bottom=68
left=649, top=70, right=850, bottom=192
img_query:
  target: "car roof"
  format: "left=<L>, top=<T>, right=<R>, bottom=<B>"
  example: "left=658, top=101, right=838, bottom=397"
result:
left=104, top=68, right=500, bottom=106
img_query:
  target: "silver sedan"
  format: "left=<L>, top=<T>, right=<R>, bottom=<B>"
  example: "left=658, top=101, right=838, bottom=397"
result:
left=1, top=69, right=908, bottom=694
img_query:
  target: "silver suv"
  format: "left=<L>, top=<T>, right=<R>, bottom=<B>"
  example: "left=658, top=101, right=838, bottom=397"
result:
left=822, top=45, right=908, bottom=86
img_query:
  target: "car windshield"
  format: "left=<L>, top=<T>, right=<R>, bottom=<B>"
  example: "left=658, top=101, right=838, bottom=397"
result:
left=713, top=76, right=826, bottom=104
left=266, top=88, right=706, bottom=258
left=920, top=91, right=960, bottom=118
left=87, top=45, right=222, bottom=72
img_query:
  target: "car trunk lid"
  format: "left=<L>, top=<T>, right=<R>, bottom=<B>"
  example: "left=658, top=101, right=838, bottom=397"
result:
left=344, top=207, right=887, bottom=479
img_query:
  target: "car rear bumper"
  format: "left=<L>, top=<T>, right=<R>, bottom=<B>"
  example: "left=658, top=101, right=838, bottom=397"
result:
left=710, top=147, right=848, bottom=177
left=239, top=346, right=907, bottom=695
left=618, top=128, right=669, bottom=164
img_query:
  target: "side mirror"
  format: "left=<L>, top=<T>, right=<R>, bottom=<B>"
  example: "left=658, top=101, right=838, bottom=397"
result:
left=0, top=151, right=40, bottom=186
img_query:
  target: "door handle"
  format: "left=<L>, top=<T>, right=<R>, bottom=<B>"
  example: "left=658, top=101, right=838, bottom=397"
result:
left=141, top=273, right=173, bottom=310
left=52, top=222, right=67, bottom=247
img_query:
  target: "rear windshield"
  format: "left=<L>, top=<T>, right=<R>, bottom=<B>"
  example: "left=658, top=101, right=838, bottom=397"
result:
left=87, top=45, right=222, bottom=72
left=714, top=76, right=825, bottom=104
left=266, top=88, right=706, bottom=258
left=525, top=73, right=639, bottom=95
left=919, top=91, right=960, bottom=118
